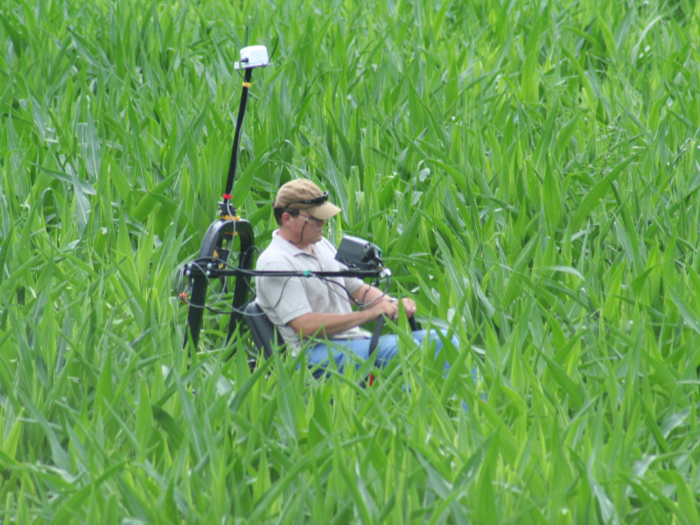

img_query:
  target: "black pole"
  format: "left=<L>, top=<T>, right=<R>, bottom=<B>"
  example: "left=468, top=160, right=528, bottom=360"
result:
left=223, top=67, right=253, bottom=204
left=368, top=316, right=385, bottom=356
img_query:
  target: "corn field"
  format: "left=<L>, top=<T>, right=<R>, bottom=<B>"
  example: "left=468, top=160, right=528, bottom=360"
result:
left=1, top=0, right=700, bottom=523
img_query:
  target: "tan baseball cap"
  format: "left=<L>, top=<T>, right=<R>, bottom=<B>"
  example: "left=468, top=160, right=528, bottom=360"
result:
left=273, top=179, right=341, bottom=220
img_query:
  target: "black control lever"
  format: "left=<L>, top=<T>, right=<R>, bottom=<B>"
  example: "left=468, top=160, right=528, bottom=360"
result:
left=368, top=310, right=419, bottom=356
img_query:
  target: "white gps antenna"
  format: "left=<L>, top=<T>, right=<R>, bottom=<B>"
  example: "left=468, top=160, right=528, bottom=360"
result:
left=234, top=45, right=270, bottom=70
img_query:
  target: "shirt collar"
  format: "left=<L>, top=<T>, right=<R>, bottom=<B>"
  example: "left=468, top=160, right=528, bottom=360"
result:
left=271, top=230, right=316, bottom=258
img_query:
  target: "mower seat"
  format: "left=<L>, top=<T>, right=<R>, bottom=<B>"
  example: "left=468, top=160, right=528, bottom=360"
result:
left=243, top=301, right=285, bottom=359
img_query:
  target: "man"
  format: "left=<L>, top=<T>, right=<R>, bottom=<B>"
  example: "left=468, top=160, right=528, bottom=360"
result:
left=255, top=178, right=459, bottom=376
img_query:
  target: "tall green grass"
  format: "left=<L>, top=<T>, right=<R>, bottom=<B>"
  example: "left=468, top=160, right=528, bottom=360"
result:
left=1, top=0, right=700, bottom=522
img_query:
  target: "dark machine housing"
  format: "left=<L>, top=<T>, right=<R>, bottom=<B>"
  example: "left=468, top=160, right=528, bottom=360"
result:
left=334, top=236, right=383, bottom=272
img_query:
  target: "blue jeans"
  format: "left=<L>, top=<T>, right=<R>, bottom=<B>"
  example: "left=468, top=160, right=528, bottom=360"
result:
left=306, top=329, right=458, bottom=378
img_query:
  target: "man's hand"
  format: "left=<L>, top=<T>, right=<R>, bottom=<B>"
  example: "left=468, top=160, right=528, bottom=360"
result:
left=368, top=299, right=400, bottom=321
left=353, top=285, right=418, bottom=321
left=368, top=297, right=417, bottom=321
left=401, top=297, right=417, bottom=318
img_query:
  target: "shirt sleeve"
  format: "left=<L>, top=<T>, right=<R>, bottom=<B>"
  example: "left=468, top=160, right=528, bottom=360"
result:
left=256, top=260, right=313, bottom=326
left=343, top=275, right=365, bottom=295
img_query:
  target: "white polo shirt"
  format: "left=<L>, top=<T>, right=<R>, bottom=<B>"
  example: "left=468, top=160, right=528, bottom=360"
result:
left=255, top=231, right=371, bottom=355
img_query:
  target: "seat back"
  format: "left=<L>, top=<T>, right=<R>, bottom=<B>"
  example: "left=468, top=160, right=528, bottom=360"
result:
left=243, top=301, right=284, bottom=359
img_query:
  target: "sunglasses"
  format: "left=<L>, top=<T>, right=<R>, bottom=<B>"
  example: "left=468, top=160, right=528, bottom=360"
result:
left=286, top=192, right=328, bottom=206
left=297, top=214, right=325, bottom=226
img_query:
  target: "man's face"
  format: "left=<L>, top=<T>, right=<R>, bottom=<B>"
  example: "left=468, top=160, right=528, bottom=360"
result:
left=287, top=211, right=326, bottom=246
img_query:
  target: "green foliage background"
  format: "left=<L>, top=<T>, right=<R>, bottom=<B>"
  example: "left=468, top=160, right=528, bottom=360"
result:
left=1, top=0, right=700, bottom=522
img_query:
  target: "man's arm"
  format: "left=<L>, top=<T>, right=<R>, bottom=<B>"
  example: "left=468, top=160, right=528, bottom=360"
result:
left=288, top=300, right=399, bottom=338
left=288, top=285, right=418, bottom=338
